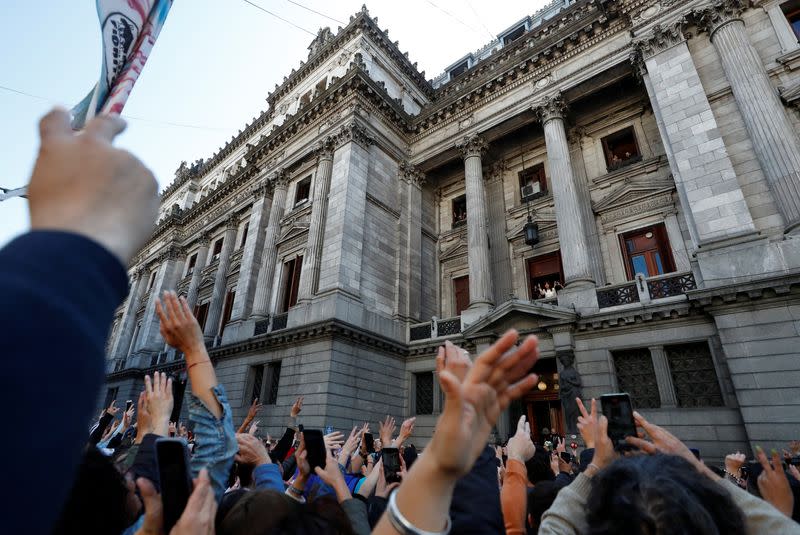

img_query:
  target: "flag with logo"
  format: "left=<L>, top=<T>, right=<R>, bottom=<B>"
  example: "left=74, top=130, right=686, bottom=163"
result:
left=71, top=0, right=173, bottom=129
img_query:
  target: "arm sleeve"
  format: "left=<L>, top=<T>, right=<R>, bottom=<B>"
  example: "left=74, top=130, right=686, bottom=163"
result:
left=341, top=497, right=371, bottom=535
left=501, top=459, right=529, bottom=535
left=717, top=478, right=800, bottom=535
left=0, top=231, right=127, bottom=535
left=252, top=463, right=284, bottom=492
left=271, top=427, right=295, bottom=463
left=538, top=473, right=593, bottom=535
left=88, top=412, right=115, bottom=446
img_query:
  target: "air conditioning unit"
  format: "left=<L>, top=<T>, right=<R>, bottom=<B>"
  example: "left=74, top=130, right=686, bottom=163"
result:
left=521, top=183, right=540, bottom=199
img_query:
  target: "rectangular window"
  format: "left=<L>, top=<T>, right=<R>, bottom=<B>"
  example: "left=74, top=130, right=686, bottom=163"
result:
left=294, top=176, right=311, bottom=206
left=280, top=256, right=303, bottom=313
left=104, top=387, right=119, bottom=409
left=453, top=275, right=470, bottom=316
left=218, top=289, right=236, bottom=337
left=619, top=223, right=675, bottom=280
left=449, top=59, right=469, bottom=79
left=194, top=302, right=210, bottom=332
left=452, top=195, right=467, bottom=228
left=299, top=90, right=312, bottom=108
left=128, top=320, right=142, bottom=357
left=519, top=164, right=547, bottom=201
left=240, top=223, right=249, bottom=248
left=611, top=348, right=661, bottom=409
left=783, top=1, right=800, bottom=40
left=666, top=342, right=723, bottom=408
left=186, top=253, right=198, bottom=276
left=602, top=126, right=641, bottom=171
left=315, top=78, right=328, bottom=95
left=247, top=363, right=281, bottom=405
left=147, top=270, right=157, bottom=290
left=527, top=251, right=564, bottom=300
left=415, top=371, right=434, bottom=415
left=211, top=238, right=224, bottom=262
left=502, top=25, right=526, bottom=45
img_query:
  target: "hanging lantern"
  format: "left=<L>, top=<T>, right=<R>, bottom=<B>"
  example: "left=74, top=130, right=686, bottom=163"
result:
left=524, top=215, right=539, bottom=247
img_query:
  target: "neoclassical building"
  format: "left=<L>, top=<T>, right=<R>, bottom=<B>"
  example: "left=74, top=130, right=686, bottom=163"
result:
left=103, top=0, right=800, bottom=460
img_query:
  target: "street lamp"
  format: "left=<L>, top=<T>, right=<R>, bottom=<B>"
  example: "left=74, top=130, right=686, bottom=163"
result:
left=524, top=215, right=539, bottom=247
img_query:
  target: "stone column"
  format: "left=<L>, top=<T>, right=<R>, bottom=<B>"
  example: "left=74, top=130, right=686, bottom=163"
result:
left=396, top=162, right=425, bottom=321
left=138, top=245, right=184, bottom=352
left=228, top=178, right=272, bottom=327
left=649, top=346, right=678, bottom=408
left=536, top=95, right=595, bottom=286
left=203, top=216, right=238, bottom=341
left=185, top=233, right=211, bottom=310
left=251, top=170, right=289, bottom=319
left=456, top=134, right=494, bottom=313
left=700, top=1, right=800, bottom=231
left=485, top=161, right=514, bottom=304
left=297, top=139, right=336, bottom=302
left=110, top=269, right=146, bottom=360
left=634, top=23, right=756, bottom=247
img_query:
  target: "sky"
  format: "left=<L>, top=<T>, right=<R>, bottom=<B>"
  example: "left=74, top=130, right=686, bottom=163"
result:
left=0, top=0, right=549, bottom=249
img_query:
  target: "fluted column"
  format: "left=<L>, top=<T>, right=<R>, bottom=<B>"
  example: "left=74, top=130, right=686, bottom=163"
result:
left=251, top=171, right=289, bottom=319
left=456, top=134, right=494, bottom=308
left=203, top=216, right=238, bottom=341
left=229, top=178, right=272, bottom=323
left=536, top=95, right=594, bottom=286
left=396, top=162, right=425, bottom=321
left=700, top=1, right=800, bottom=230
left=138, top=244, right=185, bottom=352
left=110, top=269, right=146, bottom=359
left=185, top=233, right=211, bottom=310
left=297, top=139, right=335, bottom=302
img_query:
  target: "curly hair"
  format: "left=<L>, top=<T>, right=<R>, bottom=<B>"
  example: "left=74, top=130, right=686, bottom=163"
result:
left=585, top=454, right=746, bottom=535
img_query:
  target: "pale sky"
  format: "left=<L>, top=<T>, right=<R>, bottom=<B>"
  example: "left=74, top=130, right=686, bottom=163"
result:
left=0, top=0, right=548, bottom=249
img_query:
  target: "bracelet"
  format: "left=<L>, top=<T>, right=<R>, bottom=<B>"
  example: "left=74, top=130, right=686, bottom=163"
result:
left=724, top=470, right=743, bottom=484
left=286, top=484, right=303, bottom=496
left=187, top=360, right=212, bottom=371
left=387, top=490, right=451, bottom=535
left=285, top=487, right=306, bottom=504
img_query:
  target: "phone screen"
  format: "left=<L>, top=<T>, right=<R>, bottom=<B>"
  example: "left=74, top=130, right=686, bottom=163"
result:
left=363, top=432, right=375, bottom=454
left=600, top=393, right=637, bottom=449
left=382, top=447, right=402, bottom=484
left=125, top=400, right=134, bottom=412
left=560, top=451, right=573, bottom=463
left=303, top=429, right=327, bottom=471
left=155, top=438, right=193, bottom=532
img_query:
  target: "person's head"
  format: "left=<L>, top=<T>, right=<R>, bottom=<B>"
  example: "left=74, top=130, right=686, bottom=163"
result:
left=585, top=454, right=746, bottom=535
left=217, top=490, right=355, bottom=535
left=544, top=282, right=551, bottom=289
left=525, top=448, right=555, bottom=484
left=527, top=479, right=568, bottom=533
left=558, top=351, right=574, bottom=367
left=53, top=447, right=141, bottom=535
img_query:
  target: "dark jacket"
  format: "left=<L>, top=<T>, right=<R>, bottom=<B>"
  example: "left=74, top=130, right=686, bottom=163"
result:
left=450, top=444, right=505, bottom=534
left=0, top=231, right=127, bottom=535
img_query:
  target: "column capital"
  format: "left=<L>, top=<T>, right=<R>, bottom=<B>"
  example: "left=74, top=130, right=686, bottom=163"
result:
left=695, top=0, right=747, bottom=40
left=225, top=213, right=240, bottom=230
left=159, top=244, right=183, bottom=262
left=456, top=134, right=487, bottom=159
left=271, top=168, right=289, bottom=189
left=314, top=136, right=336, bottom=162
left=633, top=21, right=688, bottom=60
left=251, top=177, right=271, bottom=200
left=197, top=231, right=212, bottom=246
left=332, top=121, right=374, bottom=149
left=398, top=160, right=426, bottom=187
left=534, top=93, right=568, bottom=125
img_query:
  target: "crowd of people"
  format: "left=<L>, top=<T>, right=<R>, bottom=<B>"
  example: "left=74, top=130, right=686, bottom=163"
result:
left=4, top=108, right=800, bottom=534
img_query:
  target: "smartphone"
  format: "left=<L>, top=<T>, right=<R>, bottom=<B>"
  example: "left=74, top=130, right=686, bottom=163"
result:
left=600, top=393, right=637, bottom=449
left=382, top=447, right=402, bottom=484
left=155, top=438, right=193, bottom=532
left=125, top=400, right=134, bottom=412
left=363, top=432, right=375, bottom=454
left=303, top=429, right=327, bottom=471
left=560, top=452, right=574, bottom=463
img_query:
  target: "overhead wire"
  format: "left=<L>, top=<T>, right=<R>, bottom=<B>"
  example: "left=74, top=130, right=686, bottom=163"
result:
left=239, top=0, right=316, bottom=36
left=465, top=0, right=497, bottom=41
left=285, top=0, right=346, bottom=26
left=424, top=0, right=485, bottom=37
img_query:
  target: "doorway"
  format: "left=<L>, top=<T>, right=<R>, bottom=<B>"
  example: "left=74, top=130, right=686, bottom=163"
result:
left=524, top=358, right=564, bottom=445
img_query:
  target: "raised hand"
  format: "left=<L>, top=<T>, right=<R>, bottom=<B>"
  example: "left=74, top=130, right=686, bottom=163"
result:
left=339, top=425, right=360, bottom=464
left=396, top=417, right=416, bottom=446
left=106, top=399, right=120, bottom=417
left=290, top=396, right=304, bottom=418
left=555, top=436, right=566, bottom=454
left=247, top=398, right=263, bottom=420
left=122, top=403, right=135, bottom=428
left=756, top=447, right=794, bottom=517
left=248, top=420, right=259, bottom=436
left=145, top=372, right=174, bottom=437
left=315, top=448, right=351, bottom=503
left=323, top=430, right=344, bottom=451
left=28, top=108, right=158, bottom=265
left=507, top=415, right=535, bottom=463
left=235, top=433, right=271, bottom=467
left=576, top=398, right=597, bottom=449
left=549, top=452, right=560, bottom=477
left=155, top=291, right=205, bottom=356
left=789, top=464, right=800, bottom=482
left=436, top=340, right=472, bottom=382
left=725, top=451, right=746, bottom=479
left=379, top=415, right=396, bottom=446
left=134, top=391, right=152, bottom=444
left=134, top=469, right=216, bottom=535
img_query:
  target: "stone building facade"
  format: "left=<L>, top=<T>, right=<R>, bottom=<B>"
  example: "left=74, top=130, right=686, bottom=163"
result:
left=102, top=0, right=800, bottom=461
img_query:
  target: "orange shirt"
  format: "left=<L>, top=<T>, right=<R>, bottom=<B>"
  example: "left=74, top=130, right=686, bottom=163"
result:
left=501, top=459, right=529, bottom=535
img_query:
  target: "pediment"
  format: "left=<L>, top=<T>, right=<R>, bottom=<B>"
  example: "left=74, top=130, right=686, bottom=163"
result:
left=440, top=238, right=468, bottom=262
left=276, top=223, right=310, bottom=247
left=506, top=211, right=557, bottom=241
left=592, top=178, right=675, bottom=214
left=780, top=81, right=800, bottom=104
left=462, top=299, right=577, bottom=337
left=199, top=274, right=215, bottom=290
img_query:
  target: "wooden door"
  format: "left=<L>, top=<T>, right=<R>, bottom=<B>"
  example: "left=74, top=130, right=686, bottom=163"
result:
left=453, top=275, right=470, bottom=315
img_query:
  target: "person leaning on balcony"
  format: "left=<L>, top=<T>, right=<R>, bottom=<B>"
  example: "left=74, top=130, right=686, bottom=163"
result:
left=0, top=107, right=158, bottom=534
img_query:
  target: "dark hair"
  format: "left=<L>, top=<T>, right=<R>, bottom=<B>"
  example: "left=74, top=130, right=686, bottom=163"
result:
left=218, top=490, right=355, bottom=535
left=525, top=448, right=555, bottom=484
left=53, top=448, right=138, bottom=535
left=527, top=479, right=569, bottom=534
left=585, top=454, right=746, bottom=535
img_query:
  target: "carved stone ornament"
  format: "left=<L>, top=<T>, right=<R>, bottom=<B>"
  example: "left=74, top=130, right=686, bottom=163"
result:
left=484, top=159, right=506, bottom=182
left=315, top=136, right=336, bottom=161
left=272, top=168, right=290, bottom=189
left=630, top=49, right=648, bottom=78
left=197, top=231, right=212, bottom=246
left=225, top=213, right=240, bottom=230
left=159, top=244, right=183, bottom=262
left=398, top=160, right=426, bottom=186
left=456, top=134, right=487, bottom=159
left=695, top=0, right=747, bottom=39
left=534, top=93, right=568, bottom=125
left=557, top=351, right=583, bottom=434
left=633, top=21, right=687, bottom=60
left=251, top=178, right=271, bottom=200
left=333, top=122, right=374, bottom=148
